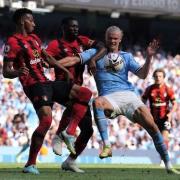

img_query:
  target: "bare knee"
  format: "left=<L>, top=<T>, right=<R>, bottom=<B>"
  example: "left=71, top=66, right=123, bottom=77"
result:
left=93, top=97, right=104, bottom=109
left=38, top=106, right=52, bottom=117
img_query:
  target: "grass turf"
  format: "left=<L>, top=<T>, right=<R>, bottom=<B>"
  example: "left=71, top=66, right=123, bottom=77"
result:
left=0, top=163, right=179, bottom=180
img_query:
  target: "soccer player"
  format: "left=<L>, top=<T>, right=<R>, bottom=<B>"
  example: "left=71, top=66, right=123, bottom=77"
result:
left=3, top=8, right=92, bottom=174
left=142, top=68, right=177, bottom=166
left=46, top=17, right=105, bottom=172
left=57, top=26, right=179, bottom=174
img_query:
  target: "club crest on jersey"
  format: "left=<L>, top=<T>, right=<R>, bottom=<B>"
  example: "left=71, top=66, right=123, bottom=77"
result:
left=32, top=49, right=40, bottom=58
left=104, top=53, right=124, bottom=72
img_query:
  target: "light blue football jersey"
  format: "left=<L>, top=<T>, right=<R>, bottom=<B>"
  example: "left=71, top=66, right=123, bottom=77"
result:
left=79, top=48, right=141, bottom=96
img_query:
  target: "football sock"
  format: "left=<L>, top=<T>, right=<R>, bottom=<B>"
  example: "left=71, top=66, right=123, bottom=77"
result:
left=56, top=108, right=71, bottom=135
left=66, top=87, right=92, bottom=136
left=25, top=115, right=52, bottom=166
left=151, top=132, right=170, bottom=164
left=66, top=103, right=88, bottom=135
left=93, top=107, right=110, bottom=146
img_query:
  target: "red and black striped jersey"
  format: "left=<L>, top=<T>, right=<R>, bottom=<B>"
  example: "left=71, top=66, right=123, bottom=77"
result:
left=3, top=33, right=48, bottom=87
left=46, top=35, right=94, bottom=85
left=142, top=84, right=175, bottom=120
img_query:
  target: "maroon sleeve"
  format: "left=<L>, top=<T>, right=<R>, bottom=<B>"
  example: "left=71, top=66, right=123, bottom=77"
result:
left=46, top=40, right=60, bottom=57
left=3, top=37, right=20, bottom=62
left=166, top=86, right=176, bottom=101
left=78, top=35, right=95, bottom=48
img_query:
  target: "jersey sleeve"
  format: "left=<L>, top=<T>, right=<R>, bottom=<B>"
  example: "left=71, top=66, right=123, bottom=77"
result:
left=3, top=37, right=20, bottom=62
left=167, top=86, right=176, bottom=101
left=46, top=40, right=59, bottom=57
left=127, top=53, right=141, bottom=74
left=79, top=48, right=97, bottom=64
left=79, top=35, right=95, bottom=48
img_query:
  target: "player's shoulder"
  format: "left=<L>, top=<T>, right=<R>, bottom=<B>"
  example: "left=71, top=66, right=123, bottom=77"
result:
left=164, top=84, right=173, bottom=92
left=6, top=35, right=18, bottom=43
left=30, top=33, right=41, bottom=44
left=120, top=51, right=133, bottom=60
left=48, top=39, right=59, bottom=46
left=78, top=35, right=90, bottom=40
left=78, top=35, right=92, bottom=44
left=120, top=51, right=132, bottom=56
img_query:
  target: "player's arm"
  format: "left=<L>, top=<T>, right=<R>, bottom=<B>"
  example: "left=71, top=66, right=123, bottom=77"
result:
left=87, top=40, right=107, bottom=75
left=42, top=49, right=73, bottom=80
left=136, top=39, right=159, bottom=79
left=57, top=48, right=97, bottom=68
left=3, top=61, right=29, bottom=78
left=141, top=87, right=150, bottom=104
left=167, top=89, right=177, bottom=121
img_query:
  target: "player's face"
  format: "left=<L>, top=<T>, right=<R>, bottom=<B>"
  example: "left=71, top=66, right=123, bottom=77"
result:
left=65, top=20, right=79, bottom=38
left=106, top=31, right=122, bottom=52
left=23, top=14, right=36, bottom=33
left=154, top=72, right=165, bottom=85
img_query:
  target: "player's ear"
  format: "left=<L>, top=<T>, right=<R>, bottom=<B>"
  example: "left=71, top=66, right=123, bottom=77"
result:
left=20, top=16, right=25, bottom=25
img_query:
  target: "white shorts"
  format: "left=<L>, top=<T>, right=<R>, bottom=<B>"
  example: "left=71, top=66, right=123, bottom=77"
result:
left=104, top=91, right=145, bottom=122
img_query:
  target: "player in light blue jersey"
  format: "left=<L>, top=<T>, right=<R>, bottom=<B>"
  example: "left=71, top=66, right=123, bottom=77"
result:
left=48, top=26, right=179, bottom=174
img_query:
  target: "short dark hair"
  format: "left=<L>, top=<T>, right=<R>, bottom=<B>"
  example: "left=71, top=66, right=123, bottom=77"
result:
left=61, top=17, right=78, bottom=27
left=153, top=68, right=166, bottom=78
left=12, top=8, right=32, bottom=24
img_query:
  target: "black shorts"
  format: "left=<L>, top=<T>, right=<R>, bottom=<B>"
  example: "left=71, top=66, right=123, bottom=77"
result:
left=155, top=117, right=169, bottom=132
left=23, top=81, right=73, bottom=111
left=52, top=80, right=73, bottom=106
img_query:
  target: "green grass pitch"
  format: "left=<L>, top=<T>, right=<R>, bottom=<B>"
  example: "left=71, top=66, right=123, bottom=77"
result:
left=0, top=163, right=179, bottom=180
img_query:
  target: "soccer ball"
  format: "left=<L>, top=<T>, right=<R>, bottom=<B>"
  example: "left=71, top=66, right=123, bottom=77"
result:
left=105, top=53, right=124, bottom=72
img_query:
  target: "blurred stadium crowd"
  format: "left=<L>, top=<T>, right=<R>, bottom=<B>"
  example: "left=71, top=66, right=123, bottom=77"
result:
left=0, top=37, right=180, bottom=152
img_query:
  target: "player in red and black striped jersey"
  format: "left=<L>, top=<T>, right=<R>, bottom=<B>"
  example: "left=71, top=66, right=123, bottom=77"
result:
left=142, top=68, right=177, bottom=165
left=3, top=8, right=92, bottom=174
left=46, top=17, right=106, bottom=172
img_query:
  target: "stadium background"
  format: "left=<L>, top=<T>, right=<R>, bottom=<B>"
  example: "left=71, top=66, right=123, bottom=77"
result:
left=0, top=0, right=180, bottom=165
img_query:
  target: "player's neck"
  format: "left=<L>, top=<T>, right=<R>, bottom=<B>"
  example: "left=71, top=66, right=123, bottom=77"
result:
left=155, top=83, right=164, bottom=87
left=63, top=35, right=76, bottom=42
left=16, top=27, right=29, bottom=37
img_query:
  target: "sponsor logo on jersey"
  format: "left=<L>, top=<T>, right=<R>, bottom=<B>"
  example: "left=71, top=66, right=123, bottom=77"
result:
left=30, top=58, right=41, bottom=65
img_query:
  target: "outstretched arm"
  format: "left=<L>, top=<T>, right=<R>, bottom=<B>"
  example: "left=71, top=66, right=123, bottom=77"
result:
left=136, top=39, right=159, bottom=79
left=58, top=56, right=81, bottom=67
left=42, top=49, right=73, bottom=81
left=88, top=41, right=107, bottom=75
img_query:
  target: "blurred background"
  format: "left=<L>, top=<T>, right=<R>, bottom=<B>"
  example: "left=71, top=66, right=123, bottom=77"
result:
left=0, top=0, right=180, bottom=165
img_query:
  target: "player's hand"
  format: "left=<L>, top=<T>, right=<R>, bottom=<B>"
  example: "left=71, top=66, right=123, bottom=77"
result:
left=87, top=60, right=96, bottom=75
left=18, top=63, right=29, bottom=76
left=146, top=39, right=160, bottom=57
left=164, top=121, right=171, bottom=130
left=65, top=70, right=74, bottom=83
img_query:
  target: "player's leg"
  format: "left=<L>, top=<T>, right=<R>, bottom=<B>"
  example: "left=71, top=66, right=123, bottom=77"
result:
left=133, top=106, right=178, bottom=174
left=160, top=128, right=170, bottom=167
left=62, top=108, right=93, bottom=173
left=93, top=97, right=114, bottom=158
left=52, top=82, right=92, bottom=155
left=60, top=84, right=92, bottom=154
left=23, top=83, right=53, bottom=174
left=16, top=142, right=30, bottom=163
left=23, top=106, right=52, bottom=174
left=52, top=107, right=71, bottom=156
